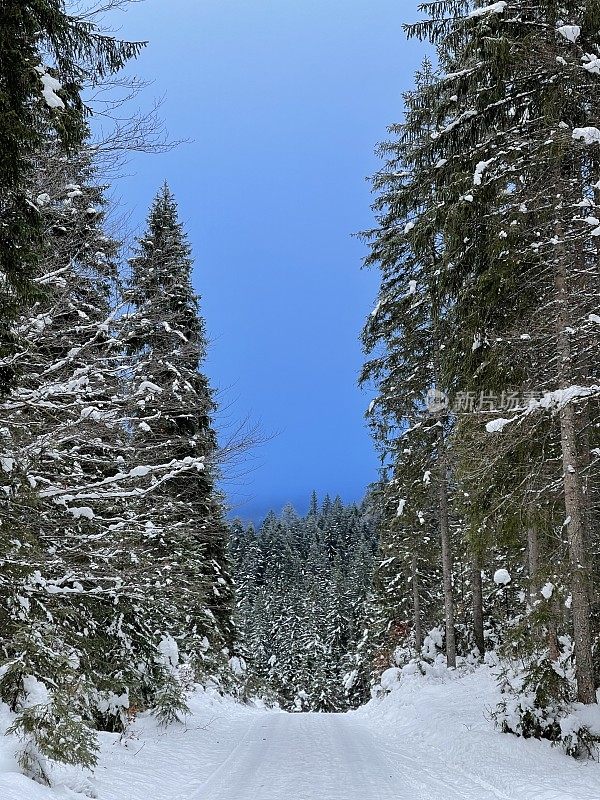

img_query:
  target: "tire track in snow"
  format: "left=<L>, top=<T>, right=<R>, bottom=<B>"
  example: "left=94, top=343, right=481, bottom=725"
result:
left=190, top=712, right=403, bottom=800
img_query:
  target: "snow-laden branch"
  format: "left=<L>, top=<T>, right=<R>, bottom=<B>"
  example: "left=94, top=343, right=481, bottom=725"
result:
left=486, top=385, right=600, bottom=434
left=38, top=455, right=205, bottom=503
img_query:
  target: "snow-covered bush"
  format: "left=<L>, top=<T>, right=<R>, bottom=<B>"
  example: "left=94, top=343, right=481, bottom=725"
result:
left=7, top=684, right=99, bottom=785
left=392, top=634, right=419, bottom=668
left=493, top=638, right=599, bottom=758
left=153, top=676, right=190, bottom=727
left=178, top=661, right=197, bottom=694
left=152, top=635, right=190, bottom=726
left=219, top=653, right=256, bottom=702
left=379, top=667, right=402, bottom=692
left=2, top=657, right=98, bottom=785
left=421, top=626, right=444, bottom=662
left=293, top=689, right=310, bottom=712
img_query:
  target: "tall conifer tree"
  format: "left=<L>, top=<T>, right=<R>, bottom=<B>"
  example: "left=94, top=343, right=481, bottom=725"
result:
left=0, top=2, right=143, bottom=391
left=124, top=184, right=234, bottom=678
left=406, top=0, right=600, bottom=705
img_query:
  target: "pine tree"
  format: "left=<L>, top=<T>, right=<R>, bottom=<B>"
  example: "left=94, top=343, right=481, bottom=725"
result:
left=124, top=184, right=234, bottom=681
left=361, top=59, right=460, bottom=667
left=406, top=0, right=600, bottom=706
left=0, top=2, right=143, bottom=391
left=0, top=144, right=182, bottom=775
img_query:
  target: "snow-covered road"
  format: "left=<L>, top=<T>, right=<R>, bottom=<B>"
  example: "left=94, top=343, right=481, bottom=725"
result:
left=188, top=705, right=600, bottom=800
left=5, top=668, right=599, bottom=799
left=192, top=712, right=398, bottom=800
left=92, top=670, right=600, bottom=800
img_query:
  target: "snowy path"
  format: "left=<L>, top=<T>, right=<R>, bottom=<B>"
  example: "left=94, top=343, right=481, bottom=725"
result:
left=7, top=669, right=598, bottom=799
left=187, top=708, right=600, bottom=800
left=92, top=678, right=600, bottom=800
left=190, top=712, right=399, bottom=800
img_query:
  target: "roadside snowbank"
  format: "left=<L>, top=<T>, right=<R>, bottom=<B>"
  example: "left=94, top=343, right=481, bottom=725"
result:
left=356, top=660, right=600, bottom=800
left=0, top=687, right=261, bottom=800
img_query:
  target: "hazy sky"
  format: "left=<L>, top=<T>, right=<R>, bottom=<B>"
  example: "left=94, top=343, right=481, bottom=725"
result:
left=106, top=0, right=427, bottom=521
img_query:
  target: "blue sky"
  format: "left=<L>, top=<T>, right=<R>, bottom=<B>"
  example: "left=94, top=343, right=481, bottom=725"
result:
left=106, top=0, right=427, bottom=522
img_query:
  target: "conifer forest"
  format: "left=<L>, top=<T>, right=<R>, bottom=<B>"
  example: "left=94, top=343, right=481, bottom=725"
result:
left=2, top=2, right=600, bottom=799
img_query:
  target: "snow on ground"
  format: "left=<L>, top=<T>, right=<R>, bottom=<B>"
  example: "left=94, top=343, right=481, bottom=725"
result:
left=356, top=661, right=600, bottom=800
left=94, top=689, right=262, bottom=800
left=0, top=688, right=263, bottom=800
left=2, top=666, right=600, bottom=799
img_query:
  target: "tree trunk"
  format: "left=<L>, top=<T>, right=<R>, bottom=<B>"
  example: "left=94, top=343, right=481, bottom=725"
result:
left=554, top=253, right=596, bottom=703
left=411, top=552, right=422, bottom=654
left=527, top=527, right=539, bottom=602
left=529, top=527, right=560, bottom=662
left=472, top=551, right=484, bottom=657
left=559, top=401, right=595, bottom=701
left=437, top=423, right=457, bottom=667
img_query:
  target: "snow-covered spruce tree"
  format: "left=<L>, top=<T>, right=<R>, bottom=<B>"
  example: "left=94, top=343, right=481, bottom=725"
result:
left=392, top=0, right=600, bottom=755
left=361, top=60, right=462, bottom=669
left=123, top=184, right=234, bottom=684
left=407, top=0, right=600, bottom=710
left=0, top=143, right=129, bottom=777
left=228, top=518, right=260, bottom=697
left=402, top=1, right=574, bottom=672
left=0, top=144, right=183, bottom=779
left=0, top=1, right=143, bottom=392
left=367, top=474, right=443, bottom=670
